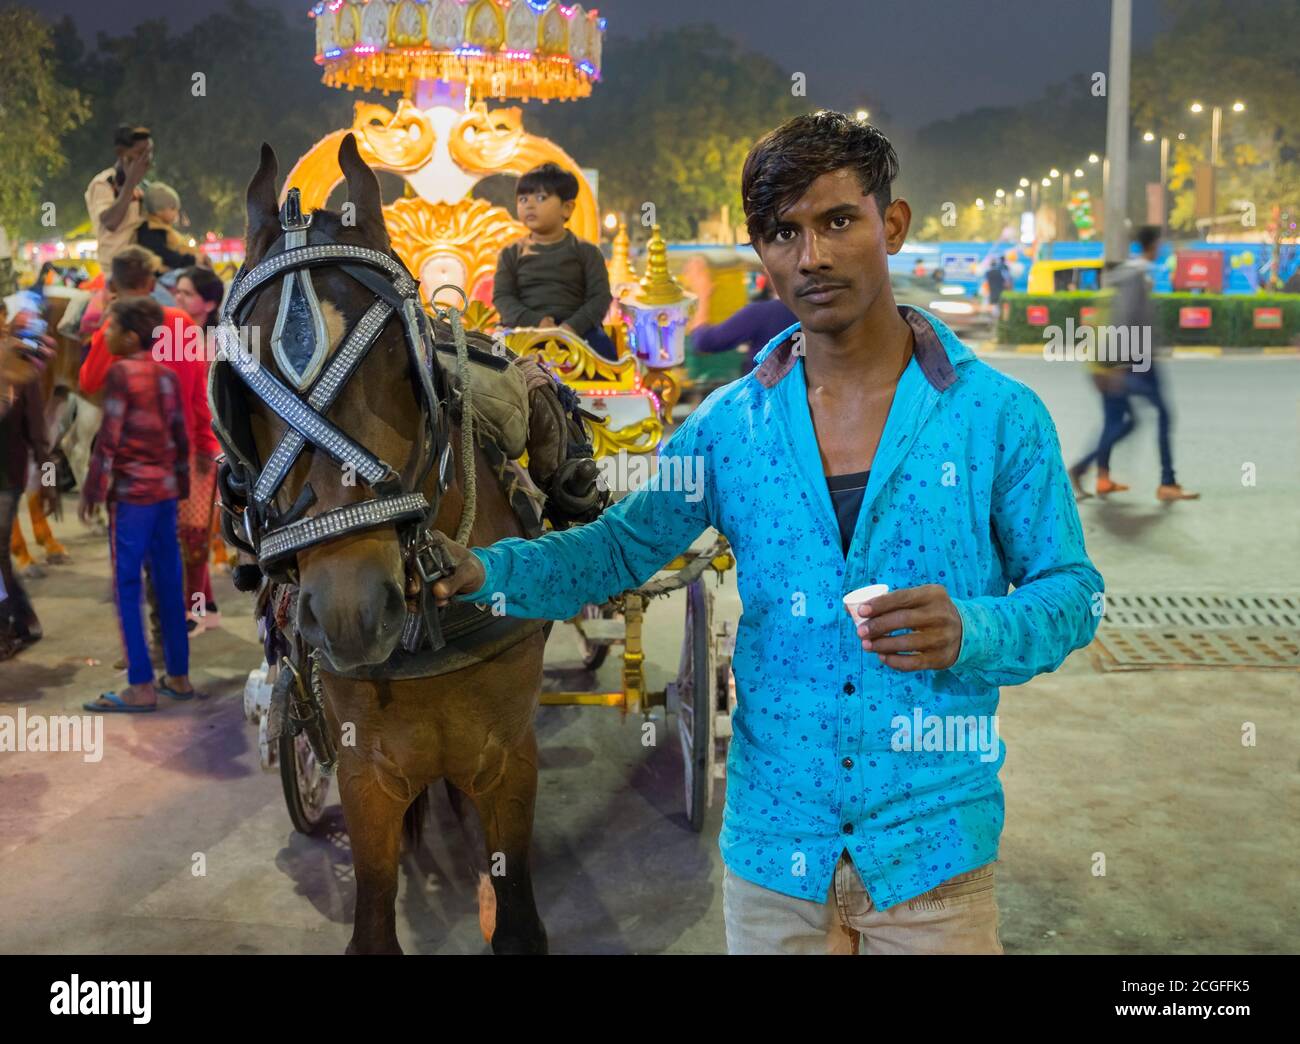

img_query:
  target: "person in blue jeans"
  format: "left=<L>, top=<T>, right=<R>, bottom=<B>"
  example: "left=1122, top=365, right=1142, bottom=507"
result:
left=431, top=112, right=1103, bottom=954
left=1070, top=226, right=1198, bottom=501
left=80, top=296, right=196, bottom=712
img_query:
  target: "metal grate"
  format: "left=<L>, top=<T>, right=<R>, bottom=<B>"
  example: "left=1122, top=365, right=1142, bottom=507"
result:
left=1100, top=593, right=1300, bottom=630
left=1092, top=592, right=1300, bottom=670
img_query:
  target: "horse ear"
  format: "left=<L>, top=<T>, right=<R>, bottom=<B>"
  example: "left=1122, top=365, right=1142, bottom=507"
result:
left=245, top=142, right=280, bottom=265
left=338, top=132, right=389, bottom=248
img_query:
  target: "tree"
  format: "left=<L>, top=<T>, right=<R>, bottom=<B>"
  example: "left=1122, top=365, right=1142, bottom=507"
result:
left=521, top=25, right=806, bottom=241
left=0, top=7, right=88, bottom=244
left=40, top=0, right=353, bottom=242
left=1133, top=0, right=1300, bottom=240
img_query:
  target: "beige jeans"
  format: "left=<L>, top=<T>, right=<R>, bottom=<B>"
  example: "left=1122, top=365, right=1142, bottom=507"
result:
left=723, top=850, right=1003, bottom=955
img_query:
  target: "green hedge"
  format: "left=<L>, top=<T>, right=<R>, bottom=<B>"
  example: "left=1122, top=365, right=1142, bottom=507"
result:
left=997, top=291, right=1300, bottom=347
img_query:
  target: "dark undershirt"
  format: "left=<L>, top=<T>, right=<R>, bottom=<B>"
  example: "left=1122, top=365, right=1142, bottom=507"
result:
left=826, top=469, right=870, bottom=555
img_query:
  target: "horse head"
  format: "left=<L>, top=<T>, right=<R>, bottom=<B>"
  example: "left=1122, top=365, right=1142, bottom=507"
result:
left=233, top=133, right=446, bottom=670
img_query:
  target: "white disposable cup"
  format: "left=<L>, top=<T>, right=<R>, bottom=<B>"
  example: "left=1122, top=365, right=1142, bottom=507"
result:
left=842, top=583, right=889, bottom=619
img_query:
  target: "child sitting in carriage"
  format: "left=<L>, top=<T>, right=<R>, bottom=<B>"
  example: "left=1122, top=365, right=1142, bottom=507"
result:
left=492, top=162, right=617, bottom=360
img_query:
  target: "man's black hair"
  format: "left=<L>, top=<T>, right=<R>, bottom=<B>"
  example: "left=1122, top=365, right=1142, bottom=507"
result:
left=516, top=162, right=579, bottom=203
left=1136, top=225, right=1162, bottom=252
left=113, top=124, right=152, bottom=149
left=742, top=111, right=900, bottom=244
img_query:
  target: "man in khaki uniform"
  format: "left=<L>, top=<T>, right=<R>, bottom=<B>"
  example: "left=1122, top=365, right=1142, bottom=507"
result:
left=85, top=126, right=153, bottom=267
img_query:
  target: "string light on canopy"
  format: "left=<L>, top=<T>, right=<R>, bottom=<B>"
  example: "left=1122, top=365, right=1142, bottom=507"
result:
left=308, top=0, right=606, bottom=102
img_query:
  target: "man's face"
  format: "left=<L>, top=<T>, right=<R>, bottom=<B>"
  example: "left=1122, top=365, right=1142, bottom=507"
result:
left=117, top=138, right=152, bottom=166
left=755, top=167, right=910, bottom=337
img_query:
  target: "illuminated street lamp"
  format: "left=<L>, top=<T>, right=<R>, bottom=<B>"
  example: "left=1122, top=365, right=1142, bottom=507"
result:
left=1014, top=187, right=1025, bottom=198
left=1189, top=99, right=1246, bottom=164
left=995, top=188, right=1005, bottom=198
left=1088, top=153, right=1100, bottom=164
left=1141, top=131, right=1173, bottom=232
left=1049, top=167, right=1060, bottom=178
left=975, top=197, right=985, bottom=208
left=1019, top=177, right=1029, bottom=187
left=1040, top=177, right=1051, bottom=186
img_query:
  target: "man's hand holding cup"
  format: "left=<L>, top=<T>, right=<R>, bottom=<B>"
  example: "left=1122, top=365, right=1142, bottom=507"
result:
left=846, top=583, right=964, bottom=672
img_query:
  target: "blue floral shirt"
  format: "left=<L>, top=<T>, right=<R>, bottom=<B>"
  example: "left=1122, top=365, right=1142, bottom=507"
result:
left=463, top=306, right=1103, bottom=908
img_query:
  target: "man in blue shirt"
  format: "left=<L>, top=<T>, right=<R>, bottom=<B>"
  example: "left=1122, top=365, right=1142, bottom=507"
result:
left=432, top=111, right=1103, bottom=954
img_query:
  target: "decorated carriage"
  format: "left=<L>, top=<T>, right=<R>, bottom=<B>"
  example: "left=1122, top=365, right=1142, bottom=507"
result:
left=242, top=0, right=736, bottom=837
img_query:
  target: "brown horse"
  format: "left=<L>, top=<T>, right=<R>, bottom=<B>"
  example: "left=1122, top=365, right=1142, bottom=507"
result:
left=237, top=137, right=550, bottom=954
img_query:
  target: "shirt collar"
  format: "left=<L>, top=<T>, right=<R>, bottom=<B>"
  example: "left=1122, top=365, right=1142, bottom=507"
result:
left=752, top=305, right=969, bottom=392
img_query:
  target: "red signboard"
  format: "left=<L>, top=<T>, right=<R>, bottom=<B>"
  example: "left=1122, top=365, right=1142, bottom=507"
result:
left=1080, top=306, right=1099, bottom=324
left=1179, top=306, right=1212, bottom=329
left=1253, top=307, right=1283, bottom=330
left=1173, top=250, right=1224, bottom=292
left=1026, top=305, right=1049, bottom=326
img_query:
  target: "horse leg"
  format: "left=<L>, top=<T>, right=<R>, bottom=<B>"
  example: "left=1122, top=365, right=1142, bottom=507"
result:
left=28, top=491, right=68, bottom=559
left=466, top=726, right=547, bottom=955
left=445, top=781, right=497, bottom=943
left=9, top=509, right=33, bottom=572
left=337, top=763, right=410, bottom=955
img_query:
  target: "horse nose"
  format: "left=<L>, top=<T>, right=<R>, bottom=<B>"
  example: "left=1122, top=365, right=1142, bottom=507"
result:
left=359, top=580, right=407, bottom=638
left=297, top=589, right=325, bottom=649
left=296, top=572, right=406, bottom=668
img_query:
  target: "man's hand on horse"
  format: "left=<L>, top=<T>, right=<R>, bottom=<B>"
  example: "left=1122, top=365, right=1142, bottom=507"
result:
left=427, top=531, right=486, bottom=608
left=852, top=584, right=964, bottom=672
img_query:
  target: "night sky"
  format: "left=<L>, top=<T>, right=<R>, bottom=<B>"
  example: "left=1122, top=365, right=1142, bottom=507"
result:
left=38, top=0, right=1166, bottom=128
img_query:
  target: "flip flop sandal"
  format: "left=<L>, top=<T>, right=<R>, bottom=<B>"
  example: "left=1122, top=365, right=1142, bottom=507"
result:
left=157, top=683, right=195, bottom=701
left=84, top=692, right=157, bottom=713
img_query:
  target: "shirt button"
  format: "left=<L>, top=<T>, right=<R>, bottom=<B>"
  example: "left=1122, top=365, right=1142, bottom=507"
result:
left=842, top=757, right=854, bottom=769
left=842, top=822, right=854, bottom=834
left=843, top=682, right=856, bottom=695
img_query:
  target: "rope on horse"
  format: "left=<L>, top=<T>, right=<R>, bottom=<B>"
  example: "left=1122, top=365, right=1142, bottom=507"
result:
left=448, top=307, right=477, bottom=544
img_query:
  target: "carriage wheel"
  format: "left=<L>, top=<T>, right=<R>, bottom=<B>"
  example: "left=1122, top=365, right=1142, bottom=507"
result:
left=577, top=602, right=616, bottom=671
left=279, top=729, right=332, bottom=835
left=677, top=579, right=717, bottom=832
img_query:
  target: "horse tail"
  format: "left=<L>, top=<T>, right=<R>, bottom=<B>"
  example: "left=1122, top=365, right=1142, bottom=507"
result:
left=403, top=785, right=430, bottom=851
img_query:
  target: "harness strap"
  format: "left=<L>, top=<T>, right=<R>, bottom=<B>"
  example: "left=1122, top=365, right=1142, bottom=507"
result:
left=257, top=492, right=429, bottom=565
left=253, top=299, right=393, bottom=506
left=219, top=321, right=395, bottom=488
left=228, top=243, right=416, bottom=321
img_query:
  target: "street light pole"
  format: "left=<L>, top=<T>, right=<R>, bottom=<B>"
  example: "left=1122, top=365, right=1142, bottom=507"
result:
left=1103, top=0, right=1132, bottom=265
left=1211, top=105, right=1222, bottom=166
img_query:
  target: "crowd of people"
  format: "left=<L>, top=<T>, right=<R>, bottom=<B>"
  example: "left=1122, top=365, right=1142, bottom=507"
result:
left=0, top=123, right=228, bottom=710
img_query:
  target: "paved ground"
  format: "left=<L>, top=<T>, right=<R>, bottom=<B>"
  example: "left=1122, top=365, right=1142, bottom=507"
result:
left=1, top=354, right=1296, bottom=954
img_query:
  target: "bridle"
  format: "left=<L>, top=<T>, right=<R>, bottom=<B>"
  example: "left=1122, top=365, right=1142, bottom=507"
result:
left=210, top=188, right=459, bottom=653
